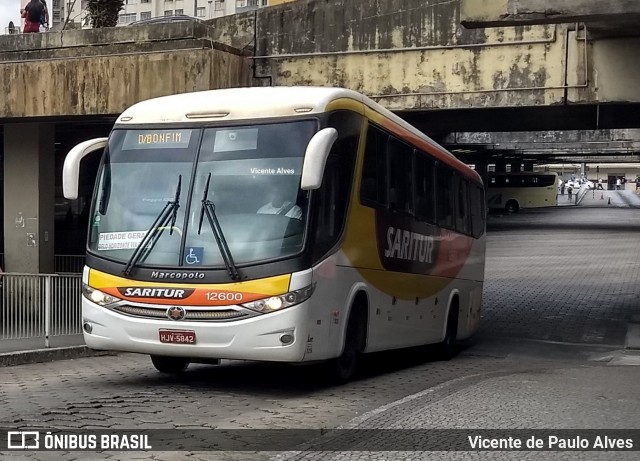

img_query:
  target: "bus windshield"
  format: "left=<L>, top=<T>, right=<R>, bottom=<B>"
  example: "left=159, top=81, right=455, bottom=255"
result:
left=88, top=121, right=316, bottom=269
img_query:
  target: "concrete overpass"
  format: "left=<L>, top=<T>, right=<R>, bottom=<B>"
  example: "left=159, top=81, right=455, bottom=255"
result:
left=1, top=0, right=640, bottom=272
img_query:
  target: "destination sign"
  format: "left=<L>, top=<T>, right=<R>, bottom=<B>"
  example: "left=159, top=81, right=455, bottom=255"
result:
left=123, top=130, right=192, bottom=150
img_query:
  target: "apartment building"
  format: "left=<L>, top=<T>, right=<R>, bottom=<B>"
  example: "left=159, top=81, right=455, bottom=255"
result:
left=18, top=0, right=298, bottom=29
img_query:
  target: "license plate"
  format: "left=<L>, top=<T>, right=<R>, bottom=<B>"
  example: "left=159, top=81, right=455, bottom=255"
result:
left=159, top=329, right=196, bottom=344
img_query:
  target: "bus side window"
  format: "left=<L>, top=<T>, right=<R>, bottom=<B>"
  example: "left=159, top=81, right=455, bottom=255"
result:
left=414, top=151, right=435, bottom=223
left=312, top=111, right=361, bottom=261
left=470, top=184, right=485, bottom=238
left=436, top=164, right=454, bottom=229
left=360, top=124, right=388, bottom=208
left=455, top=175, right=470, bottom=235
left=388, top=138, right=413, bottom=214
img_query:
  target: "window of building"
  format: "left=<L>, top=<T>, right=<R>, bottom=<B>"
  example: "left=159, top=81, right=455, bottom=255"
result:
left=118, top=13, right=137, bottom=24
left=237, top=0, right=259, bottom=7
left=175, top=9, right=184, bottom=15
left=141, top=0, right=151, bottom=3
left=125, top=0, right=138, bottom=4
left=164, top=10, right=173, bottom=16
left=197, top=7, right=207, bottom=16
left=214, top=1, right=224, bottom=11
left=140, top=11, right=151, bottom=20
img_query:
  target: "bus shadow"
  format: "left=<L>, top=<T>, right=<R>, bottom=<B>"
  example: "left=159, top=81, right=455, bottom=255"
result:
left=131, top=342, right=475, bottom=394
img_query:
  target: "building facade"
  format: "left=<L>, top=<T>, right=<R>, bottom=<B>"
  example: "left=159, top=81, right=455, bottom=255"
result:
left=19, top=0, right=298, bottom=30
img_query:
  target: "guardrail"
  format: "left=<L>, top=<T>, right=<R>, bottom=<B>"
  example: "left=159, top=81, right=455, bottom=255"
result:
left=0, top=273, right=83, bottom=348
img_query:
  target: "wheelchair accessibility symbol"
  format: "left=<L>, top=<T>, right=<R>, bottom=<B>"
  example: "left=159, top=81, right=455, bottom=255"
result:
left=185, top=247, right=204, bottom=265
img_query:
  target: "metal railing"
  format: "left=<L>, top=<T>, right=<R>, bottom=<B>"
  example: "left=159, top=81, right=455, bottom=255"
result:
left=0, top=273, right=83, bottom=348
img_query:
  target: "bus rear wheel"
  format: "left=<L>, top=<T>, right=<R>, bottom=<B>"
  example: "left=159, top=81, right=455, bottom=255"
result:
left=150, top=355, right=190, bottom=374
left=505, top=200, right=519, bottom=213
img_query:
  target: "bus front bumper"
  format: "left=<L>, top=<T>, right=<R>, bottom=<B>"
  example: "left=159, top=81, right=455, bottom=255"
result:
left=81, top=299, right=308, bottom=362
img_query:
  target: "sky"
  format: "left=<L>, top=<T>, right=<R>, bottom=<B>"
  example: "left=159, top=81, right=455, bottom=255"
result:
left=0, top=0, right=21, bottom=33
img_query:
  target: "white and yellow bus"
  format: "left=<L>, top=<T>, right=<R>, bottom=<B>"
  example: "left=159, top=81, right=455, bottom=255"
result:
left=63, top=87, right=486, bottom=382
left=487, top=172, right=559, bottom=213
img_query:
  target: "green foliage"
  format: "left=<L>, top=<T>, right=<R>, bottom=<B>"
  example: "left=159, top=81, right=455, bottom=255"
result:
left=86, top=0, right=125, bottom=28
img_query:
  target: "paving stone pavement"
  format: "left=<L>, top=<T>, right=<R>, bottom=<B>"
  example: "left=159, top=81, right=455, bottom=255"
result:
left=2, top=207, right=640, bottom=460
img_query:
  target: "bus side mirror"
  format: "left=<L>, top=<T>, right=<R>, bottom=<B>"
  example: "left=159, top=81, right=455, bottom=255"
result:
left=63, top=138, right=108, bottom=200
left=301, top=128, right=338, bottom=190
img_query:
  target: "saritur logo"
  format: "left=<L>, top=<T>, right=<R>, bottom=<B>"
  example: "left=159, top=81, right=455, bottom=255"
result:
left=117, top=287, right=195, bottom=299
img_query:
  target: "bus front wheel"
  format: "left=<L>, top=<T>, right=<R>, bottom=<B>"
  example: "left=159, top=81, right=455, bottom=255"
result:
left=150, top=355, right=190, bottom=374
left=329, top=306, right=366, bottom=384
left=505, top=200, right=519, bottom=213
left=437, top=302, right=459, bottom=361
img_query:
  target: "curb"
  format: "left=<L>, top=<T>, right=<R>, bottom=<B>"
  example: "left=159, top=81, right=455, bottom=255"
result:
left=0, top=346, right=115, bottom=367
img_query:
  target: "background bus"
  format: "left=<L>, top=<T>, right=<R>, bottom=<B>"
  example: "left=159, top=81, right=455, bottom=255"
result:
left=487, top=172, right=559, bottom=213
left=63, top=87, right=486, bottom=383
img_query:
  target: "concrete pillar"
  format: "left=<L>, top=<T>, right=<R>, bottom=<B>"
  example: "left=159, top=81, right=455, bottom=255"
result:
left=3, top=123, right=55, bottom=273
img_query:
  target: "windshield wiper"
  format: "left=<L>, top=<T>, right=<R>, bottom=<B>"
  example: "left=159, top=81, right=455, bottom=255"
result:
left=122, top=175, right=182, bottom=276
left=198, top=172, right=240, bottom=281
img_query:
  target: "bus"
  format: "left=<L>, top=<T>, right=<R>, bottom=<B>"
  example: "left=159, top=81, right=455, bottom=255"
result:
left=63, top=87, right=486, bottom=382
left=487, top=172, right=559, bottom=213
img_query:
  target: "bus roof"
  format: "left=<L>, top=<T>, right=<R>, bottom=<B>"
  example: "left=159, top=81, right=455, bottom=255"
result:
left=117, top=87, right=361, bottom=124
left=116, top=87, right=480, bottom=183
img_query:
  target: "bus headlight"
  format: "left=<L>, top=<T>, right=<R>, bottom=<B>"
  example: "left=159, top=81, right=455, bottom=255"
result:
left=242, top=285, right=315, bottom=313
left=82, top=284, right=120, bottom=307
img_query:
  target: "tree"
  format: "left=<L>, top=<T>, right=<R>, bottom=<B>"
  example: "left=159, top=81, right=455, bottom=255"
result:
left=86, top=0, right=125, bottom=28
left=61, top=0, right=78, bottom=30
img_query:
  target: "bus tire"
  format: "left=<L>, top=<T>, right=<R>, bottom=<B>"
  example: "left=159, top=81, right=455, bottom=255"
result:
left=505, top=200, right=519, bottom=213
left=437, top=300, right=459, bottom=361
left=150, top=355, right=190, bottom=374
left=329, top=303, right=367, bottom=384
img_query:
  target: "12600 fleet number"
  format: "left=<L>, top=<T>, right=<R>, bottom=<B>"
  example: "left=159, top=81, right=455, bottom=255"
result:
left=205, top=292, right=243, bottom=302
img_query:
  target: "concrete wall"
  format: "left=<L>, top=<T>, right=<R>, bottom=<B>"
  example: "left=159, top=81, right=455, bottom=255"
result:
left=215, top=0, right=581, bottom=110
left=1, top=0, right=638, bottom=116
left=460, top=0, right=640, bottom=28
left=590, top=38, right=640, bottom=103
left=0, top=23, right=251, bottom=118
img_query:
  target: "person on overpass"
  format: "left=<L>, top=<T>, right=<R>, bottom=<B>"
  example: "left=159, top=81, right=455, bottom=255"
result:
left=21, top=0, right=44, bottom=33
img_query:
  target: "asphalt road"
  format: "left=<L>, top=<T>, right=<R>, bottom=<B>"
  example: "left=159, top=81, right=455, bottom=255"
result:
left=2, top=206, right=640, bottom=460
